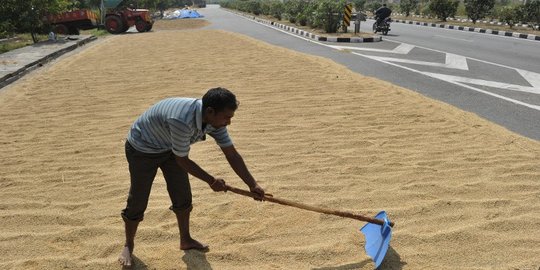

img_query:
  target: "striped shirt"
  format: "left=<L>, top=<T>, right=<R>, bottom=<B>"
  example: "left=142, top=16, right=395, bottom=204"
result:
left=127, top=98, right=233, bottom=157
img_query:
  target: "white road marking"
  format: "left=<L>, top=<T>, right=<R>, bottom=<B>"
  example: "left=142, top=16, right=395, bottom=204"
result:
left=434, top=35, right=474, bottom=42
left=365, top=54, right=469, bottom=70
left=516, top=69, right=540, bottom=89
left=354, top=52, right=540, bottom=111
left=329, top=43, right=415, bottom=54
left=446, top=53, right=469, bottom=70
left=423, top=72, right=540, bottom=94
left=234, top=11, right=540, bottom=110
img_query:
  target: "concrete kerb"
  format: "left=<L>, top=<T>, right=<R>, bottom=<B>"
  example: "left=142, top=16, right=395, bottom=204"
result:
left=391, top=18, right=540, bottom=41
left=0, top=35, right=97, bottom=90
left=226, top=9, right=382, bottom=43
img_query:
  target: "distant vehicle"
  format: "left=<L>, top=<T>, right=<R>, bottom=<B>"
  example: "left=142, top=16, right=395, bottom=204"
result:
left=44, top=0, right=154, bottom=35
left=104, top=5, right=154, bottom=34
left=373, top=17, right=391, bottom=35
left=45, top=9, right=99, bottom=35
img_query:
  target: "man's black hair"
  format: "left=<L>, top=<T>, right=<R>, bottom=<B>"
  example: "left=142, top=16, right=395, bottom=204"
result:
left=202, top=87, right=239, bottom=112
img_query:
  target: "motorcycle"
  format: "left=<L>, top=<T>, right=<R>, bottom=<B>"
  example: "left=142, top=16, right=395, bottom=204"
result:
left=373, top=17, right=391, bottom=35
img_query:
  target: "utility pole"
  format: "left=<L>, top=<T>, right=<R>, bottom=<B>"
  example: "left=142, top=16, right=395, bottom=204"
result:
left=100, top=0, right=105, bottom=26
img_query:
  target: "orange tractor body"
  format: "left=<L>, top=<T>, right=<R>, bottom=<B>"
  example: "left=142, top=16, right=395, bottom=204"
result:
left=104, top=7, right=154, bottom=34
left=45, top=0, right=153, bottom=35
left=45, top=9, right=99, bottom=35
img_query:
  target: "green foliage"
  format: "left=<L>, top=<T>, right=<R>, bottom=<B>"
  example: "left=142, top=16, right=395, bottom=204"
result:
left=284, top=0, right=308, bottom=23
left=522, top=0, right=540, bottom=29
left=365, top=1, right=382, bottom=13
left=400, top=0, right=419, bottom=16
left=0, top=0, right=71, bottom=42
left=428, top=0, right=459, bottom=21
left=464, top=0, right=495, bottom=23
left=269, top=0, right=284, bottom=20
left=312, top=0, right=347, bottom=33
left=497, top=5, right=520, bottom=28
left=298, top=0, right=317, bottom=26
left=350, top=0, right=367, bottom=11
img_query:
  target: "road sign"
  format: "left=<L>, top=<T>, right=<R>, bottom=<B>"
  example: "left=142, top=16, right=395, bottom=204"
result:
left=343, top=3, right=353, bottom=27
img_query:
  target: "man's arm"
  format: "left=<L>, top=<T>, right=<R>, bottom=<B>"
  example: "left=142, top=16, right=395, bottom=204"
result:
left=221, top=145, right=265, bottom=199
left=175, top=155, right=227, bottom=191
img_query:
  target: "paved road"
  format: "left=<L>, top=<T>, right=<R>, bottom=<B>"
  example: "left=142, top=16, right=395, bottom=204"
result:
left=201, top=5, right=540, bottom=140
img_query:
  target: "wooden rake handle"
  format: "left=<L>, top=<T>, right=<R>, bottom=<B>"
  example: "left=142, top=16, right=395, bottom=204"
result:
left=226, top=185, right=394, bottom=227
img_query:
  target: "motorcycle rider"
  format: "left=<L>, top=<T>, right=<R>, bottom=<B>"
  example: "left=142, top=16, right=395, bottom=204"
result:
left=375, top=4, right=392, bottom=28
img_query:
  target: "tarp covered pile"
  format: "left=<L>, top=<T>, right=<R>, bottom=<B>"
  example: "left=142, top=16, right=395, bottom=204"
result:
left=164, top=9, right=204, bottom=19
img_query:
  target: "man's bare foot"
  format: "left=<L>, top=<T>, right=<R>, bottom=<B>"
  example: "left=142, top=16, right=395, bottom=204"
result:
left=118, top=245, right=133, bottom=268
left=180, top=238, right=209, bottom=251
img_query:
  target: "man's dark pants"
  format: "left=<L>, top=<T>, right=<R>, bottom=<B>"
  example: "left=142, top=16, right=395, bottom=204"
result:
left=121, top=141, right=192, bottom=222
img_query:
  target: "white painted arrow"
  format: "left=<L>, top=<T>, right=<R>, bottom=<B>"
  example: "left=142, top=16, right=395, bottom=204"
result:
left=356, top=52, right=540, bottom=111
left=516, top=69, right=540, bottom=89
left=423, top=72, right=540, bottom=95
left=355, top=53, right=469, bottom=71
left=329, top=43, right=415, bottom=54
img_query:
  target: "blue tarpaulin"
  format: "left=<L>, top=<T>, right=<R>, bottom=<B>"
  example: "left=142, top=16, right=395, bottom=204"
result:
left=165, top=9, right=204, bottom=19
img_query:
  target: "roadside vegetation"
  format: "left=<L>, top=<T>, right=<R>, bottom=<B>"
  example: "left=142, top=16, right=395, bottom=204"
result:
left=1, top=0, right=538, bottom=54
left=220, top=0, right=540, bottom=34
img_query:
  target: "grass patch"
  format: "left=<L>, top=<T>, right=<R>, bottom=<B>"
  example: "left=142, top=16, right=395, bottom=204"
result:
left=0, top=33, right=48, bottom=54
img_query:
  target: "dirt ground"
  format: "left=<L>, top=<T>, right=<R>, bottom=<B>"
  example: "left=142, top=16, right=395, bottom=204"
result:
left=0, top=18, right=539, bottom=270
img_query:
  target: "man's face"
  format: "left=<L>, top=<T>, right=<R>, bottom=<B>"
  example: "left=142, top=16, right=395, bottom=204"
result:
left=207, top=108, right=235, bottom=128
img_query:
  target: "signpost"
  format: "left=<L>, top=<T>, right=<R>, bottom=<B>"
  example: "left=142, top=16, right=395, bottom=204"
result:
left=355, top=12, right=367, bottom=34
left=342, top=3, right=353, bottom=33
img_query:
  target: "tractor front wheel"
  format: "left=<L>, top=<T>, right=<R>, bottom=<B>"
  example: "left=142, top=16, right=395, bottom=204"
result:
left=135, top=20, right=148, bottom=33
left=105, top=16, right=124, bottom=34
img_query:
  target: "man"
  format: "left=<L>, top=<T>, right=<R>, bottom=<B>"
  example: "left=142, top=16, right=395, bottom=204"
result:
left=375, top=4, right=392, bottom=27
left=118, top=87, right=265, bottom=267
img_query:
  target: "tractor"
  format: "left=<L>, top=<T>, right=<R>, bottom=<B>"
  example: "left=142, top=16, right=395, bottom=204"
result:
left=45, top=9, right=99, bottom=35
left=45, top=0, right=153, bottom=35
left=104, top=0, right=154, bottom=34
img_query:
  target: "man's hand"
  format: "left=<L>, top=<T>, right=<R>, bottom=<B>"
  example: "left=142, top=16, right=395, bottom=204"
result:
left=250, top=184, right=265, bottom=201
left=209, top=178, right=227, bottom=192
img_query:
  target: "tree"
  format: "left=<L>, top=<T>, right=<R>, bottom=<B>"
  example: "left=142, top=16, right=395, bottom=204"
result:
left=312, top=0, right=346, bottom=33
left=400, top=0, right=419, bottom=17
left=428, top=0, right=459, bottom=21
left=522, top=0, right=540, bottom=30
left=464, top=0, right=495, bottom=23
left=498, top=5, right=520, bottom=28
left=0, top=0, right=70, bottom=42
left=351, top=0, right=367, bottom=12
left=366, top=1, right=382, bottom=13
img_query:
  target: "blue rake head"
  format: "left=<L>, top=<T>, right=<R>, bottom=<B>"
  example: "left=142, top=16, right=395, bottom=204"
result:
left=360, top=211, right=392, bottom=269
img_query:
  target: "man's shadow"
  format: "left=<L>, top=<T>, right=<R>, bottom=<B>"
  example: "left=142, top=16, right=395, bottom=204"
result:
left=182, top=250, right=213, bottom=270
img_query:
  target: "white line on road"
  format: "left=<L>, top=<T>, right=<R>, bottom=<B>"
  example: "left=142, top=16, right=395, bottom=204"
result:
left=328, top=43, right=415, bottom=54
left=434, top=35, right=474, bottom=42
left=366, top=54, right=469, bottom=70
left=234, top=11, right=540, bottom=111
left=354, top=52, right=540, bottom=111
left=423, top=72, right=540, bottom=95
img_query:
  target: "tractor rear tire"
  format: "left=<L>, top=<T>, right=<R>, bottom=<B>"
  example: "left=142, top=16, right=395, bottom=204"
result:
left=105, top=15, right=124, bottom=34
left=54, top=24, right=69, bottom=35
left=135, top=20, right=148, bottom=32
left=146, top=23, right=153, bottom=32
left=68, top=27, right=80, bottom=35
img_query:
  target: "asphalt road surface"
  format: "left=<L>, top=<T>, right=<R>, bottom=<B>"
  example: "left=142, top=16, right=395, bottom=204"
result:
left=200, top=5, right=540, bottom=140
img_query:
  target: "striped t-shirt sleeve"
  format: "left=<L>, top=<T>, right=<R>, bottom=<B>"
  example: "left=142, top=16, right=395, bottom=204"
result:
left=208, top=127, right=233, bottom=148
left=167, top=118, right=192, bottom=157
